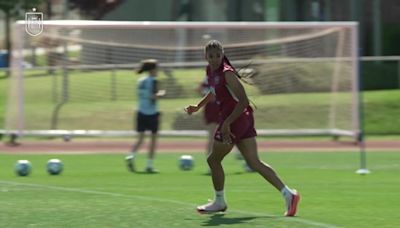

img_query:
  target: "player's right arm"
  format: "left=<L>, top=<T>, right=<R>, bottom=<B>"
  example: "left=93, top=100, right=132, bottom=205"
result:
left=185, top=91, right=214, bottom=115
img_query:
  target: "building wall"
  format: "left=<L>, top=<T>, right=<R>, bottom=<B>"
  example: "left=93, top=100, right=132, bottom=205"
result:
left=96, top=0, right=399, bottom=57
left=102, top=0, right=175, bottom=21
left=381, top=0, right=400, bottom=55
left=191, top=0, right=228, bottom=21
left=102, top=0, right=266, bottom=22
left=0, top=10, right=4, bottom=49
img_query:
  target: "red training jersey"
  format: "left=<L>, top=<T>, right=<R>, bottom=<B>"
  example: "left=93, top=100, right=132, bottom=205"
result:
left=206, top=61, right=253, bottom=120
left=200, top=78, right=220, bottom=124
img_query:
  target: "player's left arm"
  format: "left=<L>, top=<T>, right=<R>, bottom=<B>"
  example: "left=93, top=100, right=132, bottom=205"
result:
left=223, top=71, right=249, bottom=126
left=152, top=80, right=166, bottom=99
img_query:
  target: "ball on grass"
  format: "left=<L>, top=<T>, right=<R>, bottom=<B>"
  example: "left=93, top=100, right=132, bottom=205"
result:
left=179, top=155, right=194, bottom=171
left=15, top=160, right=32, bottom=176
left=47, top=159, right=63, bottom=175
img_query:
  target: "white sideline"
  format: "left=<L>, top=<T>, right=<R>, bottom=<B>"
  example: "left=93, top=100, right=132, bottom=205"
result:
left=0, top=180, right=340, bottom=228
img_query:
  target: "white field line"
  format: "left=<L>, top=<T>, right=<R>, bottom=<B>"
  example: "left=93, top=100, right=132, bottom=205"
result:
left=0, top=180, right=340, bottom=228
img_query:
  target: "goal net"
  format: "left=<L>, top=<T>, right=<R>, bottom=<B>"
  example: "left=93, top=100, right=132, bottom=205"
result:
left=5, top=21, right=360, bottom=139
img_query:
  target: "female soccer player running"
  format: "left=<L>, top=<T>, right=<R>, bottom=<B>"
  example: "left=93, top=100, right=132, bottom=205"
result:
left=126, top=59, right=165, bottom=173
left=185, top=40, right=300, bottom=216
left=198, top=78, right=253, bottom=174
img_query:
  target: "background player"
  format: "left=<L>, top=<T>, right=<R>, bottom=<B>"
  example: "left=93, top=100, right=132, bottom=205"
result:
left=197, top=77, right=220, bottom=163
left=126, top=59, right=165, bottom=173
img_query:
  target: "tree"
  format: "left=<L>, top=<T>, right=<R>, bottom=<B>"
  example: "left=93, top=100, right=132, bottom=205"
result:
left=0, top=0, right=43, bottom=71
left=69, top=0, right=123, bottom=19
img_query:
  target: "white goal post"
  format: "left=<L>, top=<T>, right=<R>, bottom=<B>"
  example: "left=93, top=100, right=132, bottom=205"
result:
left=5, top=20, right=360, bottom=139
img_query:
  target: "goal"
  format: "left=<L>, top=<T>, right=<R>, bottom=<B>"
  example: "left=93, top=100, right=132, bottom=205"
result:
left=5, top=21, right=360, bottom=139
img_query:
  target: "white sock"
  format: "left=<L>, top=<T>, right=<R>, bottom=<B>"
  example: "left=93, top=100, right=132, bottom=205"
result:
left=146, top=159, right=153, bottom=168
left=281, top=185, right=295, bottom=199
left=215, top=190, right=226, bottom=205
left=126, top=151, right=136, bottom=159
left=281, top=186, right=295, bottom=210
left=129, top=145, right=137, bottom=154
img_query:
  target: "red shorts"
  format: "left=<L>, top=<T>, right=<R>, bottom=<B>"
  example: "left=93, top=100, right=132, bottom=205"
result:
left=214, top=110, right=257, bottom=144
left=204, top=101, right=220, bottom=124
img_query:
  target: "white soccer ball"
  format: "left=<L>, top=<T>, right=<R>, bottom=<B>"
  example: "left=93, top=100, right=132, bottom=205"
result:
left=15, top=160, right=32, bottom=176
left=47, top=159, right=63, bottom=175
left=179, top=155, right=194, bottom=171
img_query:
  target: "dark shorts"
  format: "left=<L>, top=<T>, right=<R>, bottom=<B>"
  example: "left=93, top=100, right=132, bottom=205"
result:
left=214, top=110, right=257, bottom=144
left=136, top=112, right=160, bottom=134
left=204, top=101, right=220, bottom=124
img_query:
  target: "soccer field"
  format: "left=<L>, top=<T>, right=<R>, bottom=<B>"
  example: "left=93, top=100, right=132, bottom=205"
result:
left=0, top=151, right=399, bottom=227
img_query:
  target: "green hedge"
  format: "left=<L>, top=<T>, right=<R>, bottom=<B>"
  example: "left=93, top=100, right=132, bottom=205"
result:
left=362, top=61, right=398, bottom=90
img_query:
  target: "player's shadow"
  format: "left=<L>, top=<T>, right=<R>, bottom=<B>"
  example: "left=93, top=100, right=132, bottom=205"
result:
left=132, top=171, right=159, bottom=175
left=201, top=214, right=270, bottom=226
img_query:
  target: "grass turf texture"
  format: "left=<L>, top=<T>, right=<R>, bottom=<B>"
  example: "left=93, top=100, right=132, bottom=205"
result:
left=0, top=151, right=399, bottom=227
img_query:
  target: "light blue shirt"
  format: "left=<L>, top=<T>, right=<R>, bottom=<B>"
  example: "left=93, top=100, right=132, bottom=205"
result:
left=137, top=76, right=158, bottom=115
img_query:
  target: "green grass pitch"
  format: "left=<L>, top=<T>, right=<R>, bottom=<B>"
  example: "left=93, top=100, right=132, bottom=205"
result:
left=0, top=151, right=399, bottom=227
